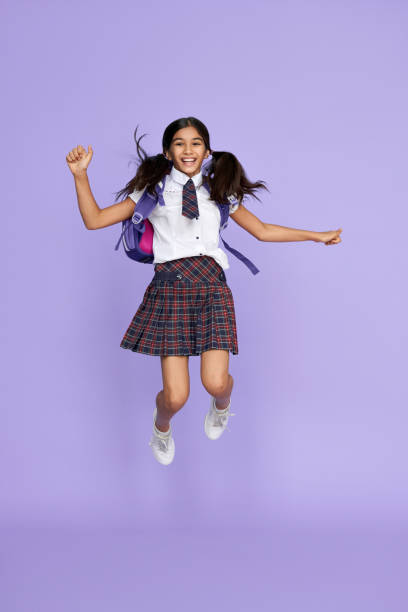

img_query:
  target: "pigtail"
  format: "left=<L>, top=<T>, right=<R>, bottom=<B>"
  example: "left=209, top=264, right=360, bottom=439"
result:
left=114, top=125, right=172, bottom=202
left=206, top=150, right=268, bottom=205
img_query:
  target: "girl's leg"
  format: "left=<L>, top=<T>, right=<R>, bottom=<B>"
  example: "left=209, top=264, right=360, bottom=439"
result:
left=200, top=349, right=234, bottom=409
left=155, top=355, right=190, bottom=432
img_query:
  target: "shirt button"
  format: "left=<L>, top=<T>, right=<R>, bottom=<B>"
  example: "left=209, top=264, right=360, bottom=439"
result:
left=196, top=236, right=199, bottom=239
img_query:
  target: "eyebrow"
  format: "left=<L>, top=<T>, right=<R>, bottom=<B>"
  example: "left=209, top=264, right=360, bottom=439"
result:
left=172, top=136, right=203, bottom=142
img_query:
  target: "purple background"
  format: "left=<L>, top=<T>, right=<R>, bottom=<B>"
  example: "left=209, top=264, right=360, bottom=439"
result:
left=2, top=0, right=408, bottom=609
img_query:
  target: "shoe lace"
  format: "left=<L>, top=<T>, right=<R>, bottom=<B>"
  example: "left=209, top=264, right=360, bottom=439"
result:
left=149, top=432, right=171, bottom=452
left=211, top=406, right=236, bottom=433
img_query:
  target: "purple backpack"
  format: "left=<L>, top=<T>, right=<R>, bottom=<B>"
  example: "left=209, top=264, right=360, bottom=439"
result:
left=114, top=169, right=260, bottom=275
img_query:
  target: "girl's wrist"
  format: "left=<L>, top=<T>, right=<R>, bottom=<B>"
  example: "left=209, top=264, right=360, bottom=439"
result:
left=306, top=230, right=321, bottom=242
left=73, top=170, right=88, bottom=180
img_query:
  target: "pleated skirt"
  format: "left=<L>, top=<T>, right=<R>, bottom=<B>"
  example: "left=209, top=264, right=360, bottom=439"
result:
left=119, top=255, right=239, bottom=356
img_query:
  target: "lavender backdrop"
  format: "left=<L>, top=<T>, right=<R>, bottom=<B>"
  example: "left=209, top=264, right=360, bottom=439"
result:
left=2, top=0, right=407, bottom=610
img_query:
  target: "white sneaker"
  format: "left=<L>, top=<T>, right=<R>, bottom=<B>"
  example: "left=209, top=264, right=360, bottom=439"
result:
left=149, top=406, right=175, bottom=465
left=204, top=396, right=236, bottom=440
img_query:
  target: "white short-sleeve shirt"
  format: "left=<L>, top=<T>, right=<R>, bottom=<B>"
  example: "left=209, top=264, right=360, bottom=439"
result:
left=128, top=165, right=240, bottom=270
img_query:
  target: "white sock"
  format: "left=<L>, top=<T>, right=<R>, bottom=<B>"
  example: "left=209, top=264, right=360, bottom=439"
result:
left=154, top=422, right=170, bottom=436
left=214, top=400, right=230, bottom=413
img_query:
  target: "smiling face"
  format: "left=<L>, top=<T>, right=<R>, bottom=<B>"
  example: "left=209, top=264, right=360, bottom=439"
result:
left=164, top=126, right=210, bottom=178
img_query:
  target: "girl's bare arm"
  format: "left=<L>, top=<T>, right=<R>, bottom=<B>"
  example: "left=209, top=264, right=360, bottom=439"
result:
left=66, top=144, right=134, bottom=230
left=74, top=171, right=134, bottom=230
left=230, top=205, right=342, bottom=245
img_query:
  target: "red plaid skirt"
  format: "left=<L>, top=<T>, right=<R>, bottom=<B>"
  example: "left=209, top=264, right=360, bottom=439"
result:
left=120, top=255, right=238, bottom=356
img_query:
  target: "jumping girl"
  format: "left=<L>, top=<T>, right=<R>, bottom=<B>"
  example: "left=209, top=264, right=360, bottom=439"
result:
left=66, top=116, right=342, bottom=467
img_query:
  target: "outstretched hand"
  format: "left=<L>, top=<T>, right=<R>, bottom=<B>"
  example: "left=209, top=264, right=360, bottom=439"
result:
left=66, top=144, right=93, bottom=176
left=313, top=228, right=343, bottom=245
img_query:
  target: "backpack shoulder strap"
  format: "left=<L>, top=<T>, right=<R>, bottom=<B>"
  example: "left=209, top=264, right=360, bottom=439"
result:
left=219, top=234, right=260, bottom=275
left=132, top=175, right=168, bottom=224
left=155, top=175, right=167, bottom=207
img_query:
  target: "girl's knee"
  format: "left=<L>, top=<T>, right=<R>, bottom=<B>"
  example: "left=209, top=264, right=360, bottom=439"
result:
left=203, top=373, right=233, bottom=398
left=161, top=389, right=189, bottom=414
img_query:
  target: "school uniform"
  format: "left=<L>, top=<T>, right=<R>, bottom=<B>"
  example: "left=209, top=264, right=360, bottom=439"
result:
left=119, top=165, right=240, bottom=356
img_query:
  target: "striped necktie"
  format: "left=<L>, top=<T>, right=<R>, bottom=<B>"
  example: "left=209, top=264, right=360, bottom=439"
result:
left=182, top=178, right=199, bottom=219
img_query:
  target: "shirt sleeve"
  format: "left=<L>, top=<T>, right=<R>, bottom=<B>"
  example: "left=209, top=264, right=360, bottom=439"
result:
left=229, top=201, right=240, bottom=214
left=128, top=186, right=147, bottom=204
left=228, top=193, right=242, bottom=214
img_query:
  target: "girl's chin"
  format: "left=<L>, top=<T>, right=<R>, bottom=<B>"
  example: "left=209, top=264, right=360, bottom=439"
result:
left=177, top=162, right=199, bottom=171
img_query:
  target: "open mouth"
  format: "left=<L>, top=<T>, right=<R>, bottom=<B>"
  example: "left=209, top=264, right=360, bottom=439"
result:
left=181, top=158, right=197, bottom=166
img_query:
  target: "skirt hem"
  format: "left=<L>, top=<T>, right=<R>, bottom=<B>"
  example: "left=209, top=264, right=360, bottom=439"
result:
left=120, top=343, right=238, bottom=357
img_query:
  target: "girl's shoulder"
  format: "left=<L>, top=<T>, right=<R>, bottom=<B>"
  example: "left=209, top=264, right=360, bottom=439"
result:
left=129, top=176, right=168, bottom=203
left=128, top=185, right=147, bottom=204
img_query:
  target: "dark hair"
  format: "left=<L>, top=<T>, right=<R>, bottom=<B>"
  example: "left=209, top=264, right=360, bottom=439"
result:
left=114, top=116, right=269, bottom=205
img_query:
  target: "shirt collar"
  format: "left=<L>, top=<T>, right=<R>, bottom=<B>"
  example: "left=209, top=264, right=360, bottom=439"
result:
left=170, top=164, right=203, bottom=189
